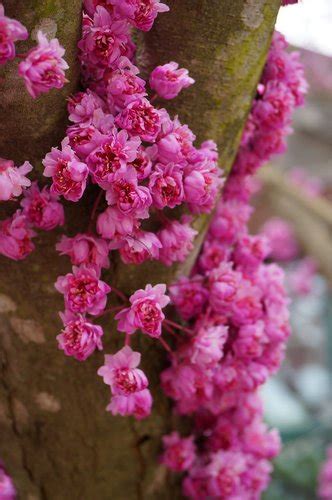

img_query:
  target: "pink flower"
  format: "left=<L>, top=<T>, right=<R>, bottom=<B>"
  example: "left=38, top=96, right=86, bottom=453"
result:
left=55, top=265, right=111, bottom=316
left=116, top=283, right=170, bottom=337
left=18, top=31, right=68, bottom=98
left=68, top=89, right=105, bottom=124
left=233, top=234, right=270, bottom=272
left=115, top=97, right=161, bottom=142
left=0, top=210, right=35, bottom=260
left=112, top=0, right=169, bottom=31
left=105, top=166, right=152, bottom=218
left=318, top=446, right=332, bottom=500
left=0, top=465, right=16, bottom=500
left=0, top=4, right=28, bottom=65
left=87, top=129, right=141, bottom=189
left=207, top=451, right=246, bottom=498
left=233, top=321, right=267, bottom=359
left=281, top=0, right=298, bottom=4
left=288, top=257, right=317, bottom=296
left=149, top=162, right=184, bottom=209
left=209, top=263, right=241, bottom=313
left=184, top=157, right=222, bottom=214
left=21, top=182, right=64, bottom=230
left=0, top=158, right=32, bottom=201
left=260, top=217, right=299, bottom=261
left=129, top=145, right=153, bottom=180
left=150, top=61, right=194, bottom=100
left=98, top=346, right=148, bottom=395
left=169, top=276, right=207, bottom=320
left=56, top=233, right=110, bottom=271
left=43, top=138, right=88, bottom=201
left=97, top=206, right=136, bottom=243
left=189, top=325, right=228, bottom=366
left=106, top=56, right=146, bottom=109
left=107, top=388, right=152, bottom=419
left=161, top=432, right=196, bottom=472
left=157, top=217, right=198, bottom=266
left=119, top=230, right=161, bottom=264
left=157, top=118, right=195, bottom=163
left=57, top=311, right=103, bottom=361
left=79, top=6, right=128, bottom=69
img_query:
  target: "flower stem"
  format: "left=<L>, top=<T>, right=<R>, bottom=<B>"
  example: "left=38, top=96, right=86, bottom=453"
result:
left=88, top=189, right=103, bottom=233
left=164, top=319, right=193, bottom=335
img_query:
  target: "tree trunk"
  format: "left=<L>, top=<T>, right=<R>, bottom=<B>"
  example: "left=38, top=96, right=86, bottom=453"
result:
left=0, top=1, right=280, bottom=498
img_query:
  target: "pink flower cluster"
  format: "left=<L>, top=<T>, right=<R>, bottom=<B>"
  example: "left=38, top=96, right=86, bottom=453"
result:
left=318, top=446, right=332, bottom=500
left=159, top=30, right=306, bottom=499
left=0, top=4, right=68, bottom=97
left=223, top=31, right=307, bottom=204
left=98, top=346, right=152, bottom=418
left=0, top=179, right=64, bottom=260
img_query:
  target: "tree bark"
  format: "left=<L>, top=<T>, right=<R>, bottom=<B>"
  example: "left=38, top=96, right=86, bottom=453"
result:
left=0, top=1, right=280, bottom=498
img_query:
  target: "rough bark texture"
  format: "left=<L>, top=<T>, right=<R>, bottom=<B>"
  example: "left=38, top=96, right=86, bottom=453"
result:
left=0, top=1, right=280, bottom=499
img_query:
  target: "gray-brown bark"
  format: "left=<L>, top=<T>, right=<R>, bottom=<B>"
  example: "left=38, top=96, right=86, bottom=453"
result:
left=0, top=1, right=280, bottom=498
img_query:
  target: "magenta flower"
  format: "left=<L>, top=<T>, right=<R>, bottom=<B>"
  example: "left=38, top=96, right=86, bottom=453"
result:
left=0, top=158, right=32, bottom=201
left=112, top=0, right=169, bottom=31
left=67, top=89, right=105, bottom=124
left=281, top=0, right=298, bottom=4
left=0, top=4, right=28, bottom=65
left=107, top=388, right=153, bottom=419
left=260, top=217, right=299, bottom=261
left=0, top=465, right=16, bottom=500
left=43, top=138, right=88, bottom=202
left=149, top=162, right=184, bottom=209
left=106, top=56, right=146, bottom=110
left=129, top=145, right=153, bottom=180
left=18, top=31, right=68, bottom=98
left=87, top=130, right=141, bottom=189
left=116, top=283, right=170, bottom=338
left=318, top=446, right=332, bottom=500
left=98, top=346, right=148, bottom=395
left=97, top=206, right=136, bottom=243
left=150, top=61, right=194, bottom=100
left=105, top=166, right=152, bottom=218
left=161, top=432, right=196, bottom=472
left=21, top=182, right=64, bottom=230
left=56, top=233, right=110, bottom=272
left=55, top=265, right=111, bottom=316
left=0, top=210, right=35, bottom=260
left=233, top=234, right=270, bottom=273
left=119, top=230, right=161, bottom=264
left=57, top=311, right=103, bottom=361
left=157, top=217, right=198, bottom=266
left=169, top=276, right=207, bottom=321
left=78, top=6, right=128, bottom=68
left=184, top=157, right=223, bottom=214
left=115, top=97, right=161, bottom=142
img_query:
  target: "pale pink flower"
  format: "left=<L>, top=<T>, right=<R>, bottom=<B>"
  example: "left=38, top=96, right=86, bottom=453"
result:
left=115, top=97, right=161, bottom=142
left=150, top=61, right=194, bottom=100
left=0, top=4, right=28, bottom=65
left=0, top=210, right=35, bottom=260
left=56, top=233, right=110, bottom=271
left=43, top=138, right=88, bottom=202
left=149, top=162, right=184, bottom=209
left=57, top=311, right=103, bottom=361
left=19, top=31, right=68, bottom=98
left=115, top=283, right=170, bottom=337
left=161, top=432, right=196, bottom=472
left=158, top=217, right=198, bottom=266
left=55, top=265, right=111, bottom=316
left=21, top=182, right=64, bottom=230
left=0, top=158, right=32, bottom=201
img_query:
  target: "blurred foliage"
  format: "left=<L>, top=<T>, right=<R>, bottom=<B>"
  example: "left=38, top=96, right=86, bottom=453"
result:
left=264, top=428, right=332, bottom=499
